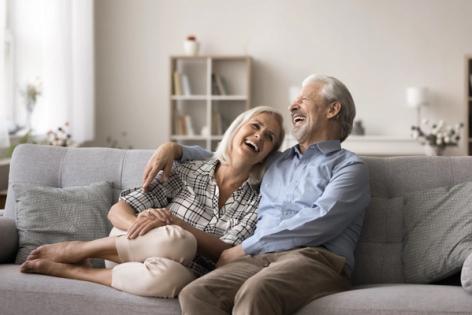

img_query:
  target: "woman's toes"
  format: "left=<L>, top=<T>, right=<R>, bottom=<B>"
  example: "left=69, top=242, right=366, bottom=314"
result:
left=20, top=260, right=37, bottom=273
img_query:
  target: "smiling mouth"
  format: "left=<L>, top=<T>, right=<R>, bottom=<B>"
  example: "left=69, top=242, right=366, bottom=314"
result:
left=292, top=115, right=305, bottom=126
left=244, top=139, right=260, bottom=153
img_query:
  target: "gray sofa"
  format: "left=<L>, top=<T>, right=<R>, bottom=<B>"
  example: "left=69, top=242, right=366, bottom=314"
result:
left=1, top=144, right=472, bottom=315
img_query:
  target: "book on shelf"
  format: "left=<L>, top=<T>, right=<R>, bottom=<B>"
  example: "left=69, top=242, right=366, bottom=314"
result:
left=212, top=111, right=223, bottom=135
left=174, top=114, right=195, bottom=136
left=173, top=71, right=182, bottom=95
left=181, top=74, right=192, bottom=96
left=211, top=73, right=228, bottom=95
left=211, top=74, right=220, bottom=95
left=174, top=115, right=186, bottom=135
left=469, top=74, right=472, bottom=94
left=184, top=115, right=195, bottom=135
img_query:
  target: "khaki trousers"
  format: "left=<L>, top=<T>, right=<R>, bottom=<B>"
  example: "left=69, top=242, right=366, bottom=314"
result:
left=109, top=225, right=197, bottom=298
left=179, top=247, right=350, bottom=315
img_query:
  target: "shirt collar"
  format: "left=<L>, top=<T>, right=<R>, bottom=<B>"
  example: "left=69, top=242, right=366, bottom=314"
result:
left=290, top=140, right=341, bottom=157
left=195, top=158, right=219, bottom=177
left=195, top=158, right=258, bottom=194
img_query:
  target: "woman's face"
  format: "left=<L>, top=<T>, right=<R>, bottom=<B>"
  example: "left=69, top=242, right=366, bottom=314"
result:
left=230, top=112, right=281, bottom=166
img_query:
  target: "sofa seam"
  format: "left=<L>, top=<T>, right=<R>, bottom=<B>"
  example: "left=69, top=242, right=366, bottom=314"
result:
left=119, top=150, right=127, bottom=192
left=58, top=147, right=68, bottom=188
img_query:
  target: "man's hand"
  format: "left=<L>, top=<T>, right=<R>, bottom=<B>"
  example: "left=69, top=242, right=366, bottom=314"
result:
left=127, top=208, right=172, bottom=239
left=142, top=143, right=182, bottom=192
left=216, top=245, right=246, bottom=268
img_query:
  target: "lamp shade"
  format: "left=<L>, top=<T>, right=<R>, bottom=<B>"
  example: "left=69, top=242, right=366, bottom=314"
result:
left=289, top=86, right=300, bottom=103
left=406, top=87, right=428, bottom=108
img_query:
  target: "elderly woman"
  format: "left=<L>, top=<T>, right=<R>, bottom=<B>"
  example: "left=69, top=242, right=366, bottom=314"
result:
left=20, top=106, right=285, bottom=298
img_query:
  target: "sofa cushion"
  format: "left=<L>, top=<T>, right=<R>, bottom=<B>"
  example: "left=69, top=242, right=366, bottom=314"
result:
left=461, top=251, right=472, bottom=294
left=352, top=196, right=404, bottom=285
left=14, top=182, right=113, bottom=264
left=295, top=284, right=472, bottom=315
left=0, top=265, right=180, bottom=315
left=402, top=181, right=472, bottom=283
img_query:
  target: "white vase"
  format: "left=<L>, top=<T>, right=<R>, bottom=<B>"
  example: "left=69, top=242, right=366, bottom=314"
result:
left=25, top=109, right=33, bottom=131
left=183, top=40, right=199, bottom=56
left=424, top=145, right=444, bottom=156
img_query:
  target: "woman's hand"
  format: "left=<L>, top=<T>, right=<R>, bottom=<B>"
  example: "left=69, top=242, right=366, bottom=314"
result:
left=142, top=143, right=182, bottom=192
left=127, top=208, right=172, bottom=239
left=216, top=245, right=246, bottom=268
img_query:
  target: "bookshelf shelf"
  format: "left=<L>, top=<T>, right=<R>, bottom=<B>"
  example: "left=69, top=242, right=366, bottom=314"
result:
left=210, top=95, right=247, bottom=101
left=170, top=135, right=208, bottom=141
left=171, top=95, right=208, bottom=101
left=170, top=55, right=251, bottom=150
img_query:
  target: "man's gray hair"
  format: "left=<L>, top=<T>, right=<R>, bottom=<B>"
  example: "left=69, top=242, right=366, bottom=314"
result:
left=302, top=74, right=356, bottom=142
left=214, top=106, right=285, bottom=184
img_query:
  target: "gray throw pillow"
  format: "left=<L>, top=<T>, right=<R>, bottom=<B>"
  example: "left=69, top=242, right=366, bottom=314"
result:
left=402, top=181, right=472, bottom=283
left=14, top=182, right=113, bottom=264
left=352, top=196, right=404, bottom=285
left=462, top=251, right=472, bottom=294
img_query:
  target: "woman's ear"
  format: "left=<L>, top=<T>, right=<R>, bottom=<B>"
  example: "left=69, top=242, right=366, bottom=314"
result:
left=327, top=101, right=342, bottom=119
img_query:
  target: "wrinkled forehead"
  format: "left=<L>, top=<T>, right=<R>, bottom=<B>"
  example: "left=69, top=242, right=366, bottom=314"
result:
left=302, top=81, right=325, bottom=97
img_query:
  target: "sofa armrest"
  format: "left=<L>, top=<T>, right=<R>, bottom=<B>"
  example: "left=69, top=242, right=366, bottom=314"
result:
left=0, top=217, right=18, bottom=263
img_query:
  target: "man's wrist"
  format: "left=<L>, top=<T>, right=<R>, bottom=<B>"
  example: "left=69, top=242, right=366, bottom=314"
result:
left=170, top=142, right=183, bottom=160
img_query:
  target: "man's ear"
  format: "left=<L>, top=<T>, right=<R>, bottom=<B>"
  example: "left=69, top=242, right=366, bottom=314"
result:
left=326, top=101, right=342, bottom=119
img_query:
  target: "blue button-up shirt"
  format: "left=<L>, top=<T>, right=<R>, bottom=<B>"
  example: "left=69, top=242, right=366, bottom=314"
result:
left=182, top=140, right=370, bottom=273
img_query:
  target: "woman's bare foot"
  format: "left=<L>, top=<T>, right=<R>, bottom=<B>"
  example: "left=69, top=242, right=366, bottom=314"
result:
left=20, top=258, right=67, bottom=276
left=26, top=241, right=86, bottom=264
left=20, top=258, right=113, bottom=286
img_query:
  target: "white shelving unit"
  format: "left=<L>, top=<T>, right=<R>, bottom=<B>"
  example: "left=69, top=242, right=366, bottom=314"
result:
left=169, top=55, right=251, bottom=150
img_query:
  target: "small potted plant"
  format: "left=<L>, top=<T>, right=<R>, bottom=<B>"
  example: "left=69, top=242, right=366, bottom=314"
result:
left=411, top=119, right=463, bottom=156
left=183, top=35, right=199, bottom=56
left=20, top=77, right=42, bottom=131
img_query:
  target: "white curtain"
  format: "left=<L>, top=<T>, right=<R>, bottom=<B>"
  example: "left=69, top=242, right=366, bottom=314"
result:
left=0, top=0, right=6, bottom=121
left=13, top=0, right=94, bottom=143
left=0, top=0, right=11, bottom=147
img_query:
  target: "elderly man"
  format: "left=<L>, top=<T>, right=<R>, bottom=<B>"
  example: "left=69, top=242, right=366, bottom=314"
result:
left=142, top=74, right=370, bottom=315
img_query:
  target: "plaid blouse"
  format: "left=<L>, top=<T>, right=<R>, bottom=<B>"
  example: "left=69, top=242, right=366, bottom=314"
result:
left=119, top=159, right=260, bottom=276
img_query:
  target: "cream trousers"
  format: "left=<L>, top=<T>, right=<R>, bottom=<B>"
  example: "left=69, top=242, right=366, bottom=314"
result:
left=108, top=225, right=197, bottom=298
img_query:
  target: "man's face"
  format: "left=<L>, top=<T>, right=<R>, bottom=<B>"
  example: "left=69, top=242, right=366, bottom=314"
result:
left=288, top=82, right=330, bottom=144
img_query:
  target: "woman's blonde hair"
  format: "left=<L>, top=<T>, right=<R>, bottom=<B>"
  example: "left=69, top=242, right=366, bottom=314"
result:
left=214, top=106, right=285, bottom=184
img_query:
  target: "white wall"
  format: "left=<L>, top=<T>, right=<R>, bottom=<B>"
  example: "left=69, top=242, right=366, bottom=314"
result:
left=94, top=0, right=472, bottom=154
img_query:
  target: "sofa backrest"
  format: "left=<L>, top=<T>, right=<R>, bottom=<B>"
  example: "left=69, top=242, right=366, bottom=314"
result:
left=351, top=156, right=472, bottom=285
left=5, top=144, right=153, bottom=219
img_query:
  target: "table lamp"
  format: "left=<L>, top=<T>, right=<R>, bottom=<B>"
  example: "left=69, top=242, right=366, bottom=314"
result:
left=406, top=87, right=429, bottom=126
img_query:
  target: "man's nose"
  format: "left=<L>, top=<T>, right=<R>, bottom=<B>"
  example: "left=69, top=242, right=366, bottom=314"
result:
left=289, top=98, right=299, bottom=111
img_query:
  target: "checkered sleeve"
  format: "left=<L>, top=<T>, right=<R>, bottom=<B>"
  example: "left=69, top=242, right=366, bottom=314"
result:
left=220, top=204, right=259, bottom=245
left=119, top=165, right=184, bottom=213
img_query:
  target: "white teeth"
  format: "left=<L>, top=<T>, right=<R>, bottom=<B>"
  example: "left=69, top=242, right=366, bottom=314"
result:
left=244, top=140, right=259, bottom=153
left=292, top=115, right=305, bottom=124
